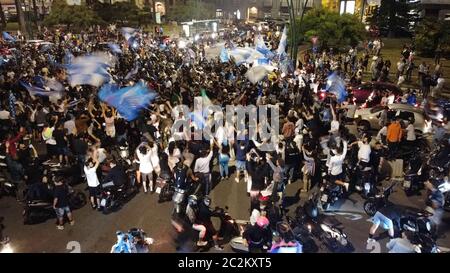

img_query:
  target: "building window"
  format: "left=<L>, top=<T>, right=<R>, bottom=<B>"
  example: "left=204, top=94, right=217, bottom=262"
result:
left=216, top=9, right=223, bottom=18
left=340, top=0, right=356, bottom=15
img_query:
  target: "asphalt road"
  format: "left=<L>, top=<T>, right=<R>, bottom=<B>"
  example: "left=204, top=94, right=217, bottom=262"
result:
left=2, top=159, right=450, bottom=253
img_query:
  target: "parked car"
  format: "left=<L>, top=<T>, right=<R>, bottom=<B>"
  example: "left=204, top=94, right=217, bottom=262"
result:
left=354, top=103, right=426, bottom=133
left=351, top=82, right=402, bottom=104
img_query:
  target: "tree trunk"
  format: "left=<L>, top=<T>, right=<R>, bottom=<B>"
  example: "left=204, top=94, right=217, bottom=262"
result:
left=0, top=2, right=7, bottom=29
left=31, top=0, right=38, bottom=27
left=15, top=0, right=28, bottom=38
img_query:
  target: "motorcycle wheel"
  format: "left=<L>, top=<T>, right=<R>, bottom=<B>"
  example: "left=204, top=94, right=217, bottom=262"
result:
left=322, top=202, right=331, bottom=211
left=363, top=201, right=377, bottom=216
left=69, top=191, right=87, bottom=210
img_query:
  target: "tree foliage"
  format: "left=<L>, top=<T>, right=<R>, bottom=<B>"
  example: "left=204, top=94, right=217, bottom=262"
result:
left=294, top=8, right=367, bottom=51
left=415, top=18, right=450, bottom=58
left=371, top=0, right=421, bottom=37
left=166, top=0, right=215, bottom=22
left=44, top=0, right=103, bottom=29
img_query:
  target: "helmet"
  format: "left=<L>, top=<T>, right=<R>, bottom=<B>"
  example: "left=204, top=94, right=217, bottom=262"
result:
left=256, top=216, right=269, bottom=228
left=203, top=196, right=211, bottom=207
left=187, top=195, right=198, bottom=206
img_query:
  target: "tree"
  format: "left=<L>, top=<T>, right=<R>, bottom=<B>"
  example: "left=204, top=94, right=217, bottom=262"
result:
left=294, top=8, right=367, bottom=51
left=166, top=0, right=215, bottom=22
left=415, top=18, right=450, bottom=58
left=375, top=0, right=421, bottom=37
left=15, top=0, right=28, bottom=38
left=0, top=2, right=6, bottom=30
left=44, top=0, right=103, bottom=30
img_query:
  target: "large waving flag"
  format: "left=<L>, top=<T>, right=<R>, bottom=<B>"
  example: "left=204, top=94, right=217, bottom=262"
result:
left=121, top=27, right=137, bottom=41
left=20, top=81, right=63, bottom=97
left=98, top=82, right=157, bottom=121
left=229, top=47, right=265, bottom=65
left=255, top=35, right=274, bottom=59
left=245, top=65, right=277, bottom=84
left=326, top=72, right=348, bottom=103
left=277, top=27, right=287, bottom=56
left=66, top=53, right=112, bottom=87
left=2, top=31, right=15, bottom=42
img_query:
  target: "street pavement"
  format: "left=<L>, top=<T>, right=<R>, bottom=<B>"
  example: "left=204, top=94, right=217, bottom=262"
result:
left=1, top=159, right=450, bottom=253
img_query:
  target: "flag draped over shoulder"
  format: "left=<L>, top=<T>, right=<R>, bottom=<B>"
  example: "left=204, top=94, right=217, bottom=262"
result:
left=98, top=82, right=157, bottom=121
left=326, top=72, right=348, bottom=103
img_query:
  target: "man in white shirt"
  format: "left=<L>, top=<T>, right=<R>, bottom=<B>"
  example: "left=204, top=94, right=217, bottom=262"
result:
left=328, top=140, right=349, bottom=191
left=405, top=120, right=416, bottom=146
left=194, top=145, right=214, bottom=195
left=136, top=143, right=154, bottom=193
left=84, top=158, right=100, bottom=209
left=0, top=109, right=10, bottom=120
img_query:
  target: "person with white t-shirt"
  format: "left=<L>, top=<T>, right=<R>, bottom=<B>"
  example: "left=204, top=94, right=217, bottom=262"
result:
left=84, top=157, right=101, bottom=209
left=327, top=140, right=350, bottom=191
left=136, top=142, right=154, bottom=193
left=405, top=120, right=416, bottom=146
left=351, top=134, right=372, bottom=170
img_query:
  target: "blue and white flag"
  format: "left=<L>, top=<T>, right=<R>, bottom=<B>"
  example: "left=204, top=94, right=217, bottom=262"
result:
left=255, top=35, right=274, bottom=59
left=325, top=72, right=348, bottom=103
left=245, top=65, right=277, bottom=84
left=8, top=92, right=16, bottom=119
left=2, top=31, right=15, bottom=42
left=256, top=58, right=270, bottom=65
left=121, top=27, right=137, bottom=41
left=20, top=81, right=63, bottom=97
left=124, top=62, right=140, bottom=80
left=108, top=43, right=123, bottom=54
left=66, top=53, right=112, bottom=87
left=63, top=50, right=74, bottom=64
left=99, top=82, right=157, bottom=121
left=277, top=27, right=288, bottom=56
left=229, top=47, right=265, bottom=65
left=220, top=47, right=229, bottom=63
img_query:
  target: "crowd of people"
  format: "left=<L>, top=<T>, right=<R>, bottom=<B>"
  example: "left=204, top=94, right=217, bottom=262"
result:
left=0, top=22, right=449, bottom=252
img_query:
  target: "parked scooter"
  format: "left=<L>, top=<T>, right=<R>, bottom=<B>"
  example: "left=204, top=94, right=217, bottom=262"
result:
left=23, top=184, right=87, bottom=225
left=98, top=169, right=138, bottom=214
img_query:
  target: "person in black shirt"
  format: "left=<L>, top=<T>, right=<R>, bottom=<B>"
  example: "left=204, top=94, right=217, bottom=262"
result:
left=103, top=159, right=127, bottom=188
left=196, top=196, right=223, bottom=250
left=242, top=217, right=272, bottom=253
left=53, top=122, right=69, bottom=165
left=53, top=178, right=74, bottom=230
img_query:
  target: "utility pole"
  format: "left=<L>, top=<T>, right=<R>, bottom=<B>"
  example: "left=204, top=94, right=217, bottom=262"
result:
left=360, top=0, right=366, bottom=22
left=287, top=0, right=308, bottom=67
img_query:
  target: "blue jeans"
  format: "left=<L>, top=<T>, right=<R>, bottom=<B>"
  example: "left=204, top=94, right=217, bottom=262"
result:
left=219, top=154, right=230, bottom=177
left=197, top=173, right=211, bottom=196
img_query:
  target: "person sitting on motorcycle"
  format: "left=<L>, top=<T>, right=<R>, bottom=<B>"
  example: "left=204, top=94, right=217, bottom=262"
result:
left=367, top=205, right=402, bottom=243
left=186, top=195, right=208, bottom=247
left=327, top=140, right=349, bottom=192
left=270, top=222, right=302, bottom=253
left=424, top=180, right=445, bottom=236
left=196, top=196, right=223, bottom=250
left=102, top=159, right=127, bottom=189
left=174, top=158, right=198, bottom=190
left=242, top=216, right=272, bottom=253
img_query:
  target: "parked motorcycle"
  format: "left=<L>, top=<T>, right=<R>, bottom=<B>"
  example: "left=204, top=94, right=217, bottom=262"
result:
left=156, top=173, right=175, bottom=203
left=363, top=182, right=396, bottom=216
left=98, top=170, right=138, bottom=214
left=23, top=185, right=87, bottom=225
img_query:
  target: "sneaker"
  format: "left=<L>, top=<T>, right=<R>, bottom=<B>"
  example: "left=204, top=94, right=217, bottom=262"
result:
left=214, top=245, right=224, bottom=251
left=367, top=238, right=376, bottom=243
left=197, top=240, right=208, bottom=247
left=91, top=205, right=97, bottom=210
left=57, top=225, right=64, bottom=230
left=235, top=178, right=239, bottom=183
left=69, top=220, right=75, bottom=226
left=144, top=189, right=148, bottom=194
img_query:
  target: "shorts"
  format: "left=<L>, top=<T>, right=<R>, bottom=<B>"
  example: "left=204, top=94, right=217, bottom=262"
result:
left=88, top=186, right=99, bottom=197
left=55, top=206, right=71, bottom=218
left=372, top=211, right=394, bottom=230
left=236, top=160, right=246, bottom=171
left=56, top=146, right=69, bottom=156
left=330, top=172, right=345, bottom=184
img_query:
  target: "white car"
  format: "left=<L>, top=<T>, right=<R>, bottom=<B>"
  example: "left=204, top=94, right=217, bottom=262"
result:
left=354, top=103, right=427, bottom=133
